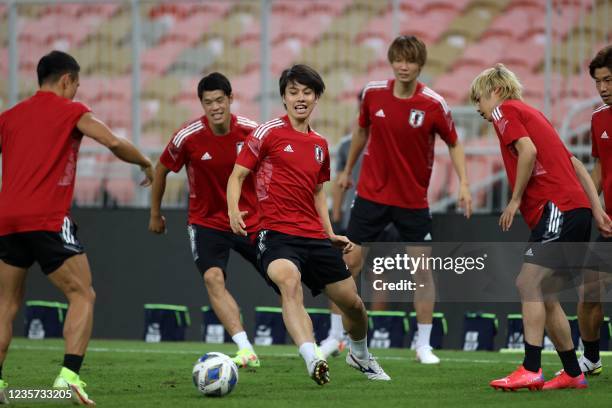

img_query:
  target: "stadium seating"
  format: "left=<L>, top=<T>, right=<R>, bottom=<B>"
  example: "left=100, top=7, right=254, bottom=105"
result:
left=4, top=0, right=606, bottom=208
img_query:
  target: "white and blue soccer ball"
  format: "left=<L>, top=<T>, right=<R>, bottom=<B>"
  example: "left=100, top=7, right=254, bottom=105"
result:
left=192, top=352, right=239, bottom=397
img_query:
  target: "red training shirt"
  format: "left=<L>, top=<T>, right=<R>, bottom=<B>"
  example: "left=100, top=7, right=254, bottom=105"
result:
left=236, top=115, right=330, bottom=239
left=591, top=104, right=612, bottom=217
left=491, top=99, right=590, bottom=229
left=357, top=80, right=458, bottom=209
left=0, top=91, right=91, bottom=235
left=160, top=114, right=261, bottom=233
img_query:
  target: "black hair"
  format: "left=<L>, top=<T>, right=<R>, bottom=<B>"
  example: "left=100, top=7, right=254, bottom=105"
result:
left=36, top=50, right=80, bottom=87
left=197, top=72, right=232, bottom=100
left=589, top=45, right=612, bottom=78
left=279, top=64, right=325, bottom=98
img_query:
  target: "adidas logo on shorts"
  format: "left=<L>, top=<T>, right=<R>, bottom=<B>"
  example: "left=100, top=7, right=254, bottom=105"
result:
left=284, top=145, right=294, bottom=153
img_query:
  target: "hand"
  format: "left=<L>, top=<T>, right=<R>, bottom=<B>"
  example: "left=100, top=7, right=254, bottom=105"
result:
left=149, top=214, right=166, bottom=234
left=594, top=209, right=612, bottom=238
left=499, top=198, right=520, bottom=232
left=337, top=170, right=353, bottom=191
left=458, top=183, right=472, bottom=219
left=329, top=234, right=355, bottom=254
left=229, top=210, right=248, bottom=236
left=140, top=162, right=154, bottom=187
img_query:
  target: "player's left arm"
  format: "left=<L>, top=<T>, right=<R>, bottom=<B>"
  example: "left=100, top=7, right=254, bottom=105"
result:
left=227, top=164, right=252, bottom=236
left=447, top=141, right=472, bottom=218
left=436, top=104, right=472, bottom=218
left=499, top=136, right=536, bottom=231
left=314, top=184, right=354, bottom=253
left=571, top=156, right=612, bottom=236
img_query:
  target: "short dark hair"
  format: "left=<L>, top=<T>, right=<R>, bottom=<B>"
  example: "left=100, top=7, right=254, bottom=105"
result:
left=279, top=64, right=325, bottom=98
left=387, top=35, right=427, bottom=67
left=589, top=45, right=612, bottom=78
left=37, top=50, right=80, bottom=87
left=197, top=72, right=232, bottom=100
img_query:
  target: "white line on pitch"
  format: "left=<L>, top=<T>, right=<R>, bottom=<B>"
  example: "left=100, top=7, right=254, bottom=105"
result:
left=9, top=344, right=534, bottom=365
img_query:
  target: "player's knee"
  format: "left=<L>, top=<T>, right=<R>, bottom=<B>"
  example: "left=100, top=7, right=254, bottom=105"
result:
left=87, top=286, right=96, bottom=304
left=275, top=275, right=301, bottom=298
left=579, top=301, right=602, bottom=312
left=413, top=269, right=434, bottom=285
left=203, top=268, right=225, bottom=291
left=2, top=300, right=21, bottom=319
left=346, top=295, right=365, bottom=316
left=515, top=273, right=538, bottom=296
left=63, top=280, right=95, bottom=304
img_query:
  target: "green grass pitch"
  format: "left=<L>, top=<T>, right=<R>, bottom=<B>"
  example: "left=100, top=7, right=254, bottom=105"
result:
left=3, top=338, right=612, bottom=407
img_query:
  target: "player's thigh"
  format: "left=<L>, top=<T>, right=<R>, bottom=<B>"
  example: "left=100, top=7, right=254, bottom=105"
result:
left=346, top=196, right=392, bottom=245
left=0, top=260, right=27, bottom=306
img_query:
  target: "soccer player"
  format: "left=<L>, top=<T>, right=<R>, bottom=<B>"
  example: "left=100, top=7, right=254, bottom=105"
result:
left=227, top=64, right=390, bottom=385
left=0, top=50, right=154, bottom=405
left=335, top=35, right=472, bottom=364
left=148, top=72, right=261, bottom=368
left=578, top=45, right=612, bottom=376
left=470, top=63, right=612, bottom=391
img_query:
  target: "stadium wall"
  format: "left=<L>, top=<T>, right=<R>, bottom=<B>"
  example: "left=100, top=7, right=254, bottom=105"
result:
left=13, top=209, right=584, bottom=350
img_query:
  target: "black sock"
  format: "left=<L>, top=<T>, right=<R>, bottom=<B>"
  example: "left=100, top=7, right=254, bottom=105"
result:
left=558, top=349, right=581, bottom=377
left=0, top=364, right=3, bottom=379
left=582, top=339, right=600, bottom=363
left=523, top=342, right=542, bottom=372
left=63, top=354, right=84, bottom=375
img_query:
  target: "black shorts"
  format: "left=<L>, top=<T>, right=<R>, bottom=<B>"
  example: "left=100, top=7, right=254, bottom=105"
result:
left=187, top=224, right=258, bottom=277
left=256, top=230, right=352, bottom=297
left=0, top=217, right=84, bottom=275
left=346, top=196, right=432, bottom=244
left=524, top=202, right=592, bottom=269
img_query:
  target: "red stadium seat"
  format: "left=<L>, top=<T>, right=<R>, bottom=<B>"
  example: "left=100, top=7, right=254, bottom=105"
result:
left=398, top=7, right=459, bottom=44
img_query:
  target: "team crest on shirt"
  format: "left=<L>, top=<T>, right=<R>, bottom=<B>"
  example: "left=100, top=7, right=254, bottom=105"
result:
left=409, top=109, right=426, bottom=128
left=236, top=141, right=244, bottom=155
left=314, top=145, right=325, bottom=164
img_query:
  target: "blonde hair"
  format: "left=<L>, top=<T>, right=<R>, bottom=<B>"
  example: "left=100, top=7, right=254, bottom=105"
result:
left=469, top=63, right=523, bottom=104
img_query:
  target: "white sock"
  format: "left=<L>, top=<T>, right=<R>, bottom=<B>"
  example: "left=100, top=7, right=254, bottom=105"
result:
left=329, top=313, right=344, bottom=340
left=232, top=331, right=254, bottom=352
left=349, top=336, right=369, bottom=360
left=416, top=323, right=432, bottom=349
left=299, top=342, right=317, bottom=365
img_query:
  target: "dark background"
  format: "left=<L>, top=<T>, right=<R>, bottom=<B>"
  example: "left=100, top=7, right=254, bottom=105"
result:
left=13, top=209, right=592, bottom=349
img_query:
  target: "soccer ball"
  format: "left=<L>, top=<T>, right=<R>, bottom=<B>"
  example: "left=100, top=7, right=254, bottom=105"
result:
left=192, top=352, right=239, bottom=397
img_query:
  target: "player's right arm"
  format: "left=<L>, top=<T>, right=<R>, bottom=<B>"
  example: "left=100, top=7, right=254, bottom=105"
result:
left=338, top=124, right=368, bottom=190
left=227, top=164, right=251, bottom=236
left=148, top=162, right=171, bottom=234
left=77, top=113, right=153, bottom=185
